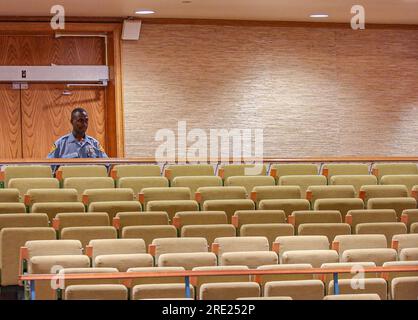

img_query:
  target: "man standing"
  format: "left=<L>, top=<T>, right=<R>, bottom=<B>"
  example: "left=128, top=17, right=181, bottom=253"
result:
left=48, top=107, right=108, bottom=159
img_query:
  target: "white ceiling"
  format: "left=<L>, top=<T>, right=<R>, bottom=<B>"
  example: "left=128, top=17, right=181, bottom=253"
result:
left=1, top=0, right=418, bottom=24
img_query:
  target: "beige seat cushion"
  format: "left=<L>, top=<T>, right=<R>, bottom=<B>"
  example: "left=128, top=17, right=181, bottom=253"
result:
left=341, top=248, right=397, bottom=266
left=174, top=211, right=228, bottom=229
left=220, top=164, right=267, bottom=180
left=264, top=280, right=324, bottom=300
left=270, top=164, right=318, bottom=182
left=141, top=187, right=191, bottom=207
left=313, top=198, right=364, bottom=220
left=146, top=200, right=199, bottom=222
left=200, top=282, right=260, bottom=300
left=323, top=164, right=369, bottom=180
left=54, top=212, right=110, bottom=232
left=372, top=163, right=418, bottom=181
left=367, top=197, right=417, bottom=219
left=29, top=255, right=90, bottom=274
left=274, top=235, right=330, bottom=256
left=355, top=222, right=407, bottom=247
left=4, top=165, right=52, bottom=187
left=360, top=185, right=408, bottom=204
left=233, top=210, right=286, bottom=230
left=152, top=237, right=208, bottom=260
left=26, top=239, right=83, bottom=257
left=381, top=175, right=418, bottom=196
left=240, top=224, right=294, bottom=249
left=251, top=186, right=302, bottom=208
left=112, top=165, right=161, bottom=179
left=214, top=236, right=269, bottom=255
left=399, top=248, right=418, bottom=261
left=165, top=164, right=215, bottom=181
left=65, top=284, right=128, bottom=300
left=0, top=213, right=49, bottom=231
left=333, top=234, right=388, bottom=255
left=181, top=225, right=236, bottom=246
left=9, top=178, right=59, bottom=200
left=290, top=211, right=342, bottom=234
left=392, top=234, right=418, bottom=253
left=298, top=223, right=351, bottom=243
left=220, top=251, right=278, bottom=269
left=0, top=203, right=26, bottom=214
left=83, top=188, right=135, bottom=204
left=306, top=185, right=356, bottom=206
left=60, top=226, right=117, bottom=248
left=391, top=276, right=418, bottom=300
left=330, top=175, right=377, bottom=196
left=202, top=199, right=255, bottom=223
left=64, top=177, right=114, bottom=201
left=328, top=278, right=387, bottom=300
left=258, top=199, right=310, bottom=217
left=122, top=225, right=177, bottom=247
left=115, top=212, right=169, bottom=228
left=32, top=202, right=85, bottom=221
left=89, top=238, right=147, bottom=258
left=89, top=201, right=143, bottom=220
left=172, top=176, right=222, bottom=198
left=117, top=177, right=169, bottom=195
left=0, top=189, right=20, bottom=202
left=324, top=294, right=380, bottom=300
left=196, top=186, right=247, bottom=203
left=401, top=209, right=418, bottom=232
left=281, top=250, right=339, bottom=268
left=278, top=175, right=327, bottom=196
left=58, top=165, right=108, bottom=180
left=345, top=210, right=397, bottom=233
left=158, top=252, right=217, bottom=269
left=95, top=254, right=153, bottom=271
left=225, top=176, right=275, bottom=196
left=132, top=283, right=194, bottom=300
left=26, top=189, right=78, bottom=206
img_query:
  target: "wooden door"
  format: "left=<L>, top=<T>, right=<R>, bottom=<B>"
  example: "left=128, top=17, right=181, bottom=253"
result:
left=0, top=84, right=22, bottom=158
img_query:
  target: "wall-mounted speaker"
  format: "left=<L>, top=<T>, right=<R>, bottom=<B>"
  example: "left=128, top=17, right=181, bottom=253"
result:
left=122, top=20, right=142, bottom=41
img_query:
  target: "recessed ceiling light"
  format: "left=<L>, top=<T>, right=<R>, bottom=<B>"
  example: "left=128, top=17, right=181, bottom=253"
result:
left=135, top=10, right=155, bottom=15
left=310, top=14, right=329, bottom=18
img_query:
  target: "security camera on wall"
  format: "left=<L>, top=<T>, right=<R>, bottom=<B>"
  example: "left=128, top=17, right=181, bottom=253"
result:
left=122, top=19, right=142, bottom=40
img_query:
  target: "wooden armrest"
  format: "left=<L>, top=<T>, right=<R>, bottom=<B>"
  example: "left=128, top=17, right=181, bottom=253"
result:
left=359, top=190, right=366, bottom=201
left=85, top=245, right=93, bottom=258
left=250, top=191, right=257, bottom=202
left=138, top=193, right=145, bottom=205
left=345, top=215, right=353, bottom=225
left=24, top=194, right=31, bottom=206
left=82, top=194, right=89, bottom=206
left=322, top=168, right=329, bottom=178
left=287, top=215, right=295, bottom=226
left=52, top=218, right=60, bottom=230
left=372, top=168, right=378, bottom=177
left=306, top=191, right=313, bottom=201
left=148, top=244, right=156, bottom=256
left=331, top=241, right=340, bottom=253
left=164, top=169, right=171, bottom=179
left=110, top=169, right=118, bottom=180
left=112, top=217, right=121, bottom=229
left=172, top=217, right=181, bottom=229
left=231, top=216, right=239, bottom=228
left=211, top=243, right=219, bottom=255
left=271, top=242, right=280, bottom=254
left=391, top=239, right=399, bottom=251
left=56, top=170, right=63, bottom=182
left=218, top=168, right=224, bottom=179
left=18, top=246, right=29, bottom=285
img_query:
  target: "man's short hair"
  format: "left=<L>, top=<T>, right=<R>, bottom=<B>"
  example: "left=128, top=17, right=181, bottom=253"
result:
left=71, top=107, right=88, bottom=120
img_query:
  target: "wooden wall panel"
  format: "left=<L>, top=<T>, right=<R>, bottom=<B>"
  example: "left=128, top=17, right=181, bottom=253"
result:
left=20, top=84, right=106, bottom=158
left=0, top=84, right=21, bottom=158
left=122, top=23, right=418, bottom=158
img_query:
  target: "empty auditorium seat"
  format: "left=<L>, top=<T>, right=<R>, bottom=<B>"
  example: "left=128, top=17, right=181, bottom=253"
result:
left=165, top=164, right=215, bottom=182
left=89, top=201, right=142, bottom=221
left=122, top=225, right=177, bottom=247
left=380, top=175, right=418, bottom=196
left=356, top=222, right=407, bottom=247
left=288, top=210, right=342, bottom=234
left=53, top=213, right=110, bottom=236
left=273, top=235, right=330, bottom=259
left=88, top=239, right=153, bottom=271
left=158, top=252, right=217, bottom=270
left=200, top=282, right=260, bottom=300
left=64, top=177, right=114, bottom=201
left=391, top=277, right=418, bottom=300
left=255, top=264, right=314, bottom=287
left=225, top=176, right=275, bottom=196
left=279, top=175, right=327, bottom=196
left=330, top=175, right=378, bottom=196
left=173, top=211, right=228, bottom=229
left=322, top=164, right=369, bottom=182
left=392, top=234, right=418, bottom=254
left=25, top=188, right=78, bottom=207
left=264, top=280, right=324, bottom=300
left=359, top=185, right=408, bottom=204
left=306, top=185, right=356, bottom=206
left=147, top=200, right=199, bottom=222
left=258, top=199, right=311, bottom=217
left=0, top=213, right=49, bottom=231
left=324, top=294, right=380, bottom=300
left=2, top=166, right=52, bottom=188
left=56, top=165, right=108, bottom=181
left=232, top=210, right=286, bottom=231
left=328, top=278, right=387, bottom=300
left=219, top=164, right=267, bottom=180
left=31, top=202, right=86, bottom=221
left=240, top=224, right=294, bottom=249
left=132, top=283, right=194, bottom=300
left=0, top=203, right=26, bottom=214
left=202, top=199, right=255, bottom=223
left=24, top=239, right=89, bottom=300
left=341, top=248, right=397, bottom=266
left=113, top=212, right=169, bottom=235
left=150, top=237, right=209, bottom=261
left=65, top=284, right=128, bottom=300
left=412, top=223, right=418, bottom=234
left=213, top=236, right=277, bottom=268
left=60, top=226, right=117, bottom=248
left=117, top=177, right=169, bottom=195
left=345, top=209, right=397, bottom=232
left=191, top=266, right=251, bottom=299
left=367, top=197, right=417, bottom=219
left=399, top=248, right=418, bottom=261
left=332, top=234, right=388, bottom=256
left=195, top=186, right=247, bottom=204
left=298, top=223, right=351, bottom=243
left=372, top=163, right=418, bottom=182
left=0, top=227, right=56, bottom=287
left=401, top=209, right=418, bottom=232
left=171, top=176, right=222, bottom=198
left=269, top=164, right=318, bottom=183
left=0, top=189, right=20, bottom=202
left=382, top=261, right=418, bottom=291
left=181, top=225, right=236, bottom=246
left=111, top=164, right=161, bottom=179
left=250, top=186, right=302, bottom=208
left=140, top=187, right=191, bottom=207
left=8, top=178, right=59, bottom=200
left=83, top=188, right=135, bottom=205
left=313, top=198, right=364, bottom=220
left=281, top=250, right=339, bottom=268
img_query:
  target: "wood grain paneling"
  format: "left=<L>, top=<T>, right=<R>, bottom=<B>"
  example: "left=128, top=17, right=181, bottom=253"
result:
left=122, top=23, right=418, bottom=158
left=0, top=84, right=21, bottom=159
left=20, top=84, right=106, bottom=158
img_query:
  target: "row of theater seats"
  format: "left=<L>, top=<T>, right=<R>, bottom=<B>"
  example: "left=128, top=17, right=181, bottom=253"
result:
left=16, top=236, right=418, bottom=300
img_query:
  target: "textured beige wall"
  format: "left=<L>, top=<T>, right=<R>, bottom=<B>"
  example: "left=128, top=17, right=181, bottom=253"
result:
left=122, top=23, right=418, bottom=158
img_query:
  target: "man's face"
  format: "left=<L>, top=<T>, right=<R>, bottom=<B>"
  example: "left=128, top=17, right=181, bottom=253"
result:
left=71, top=111, right=89, bottom=136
